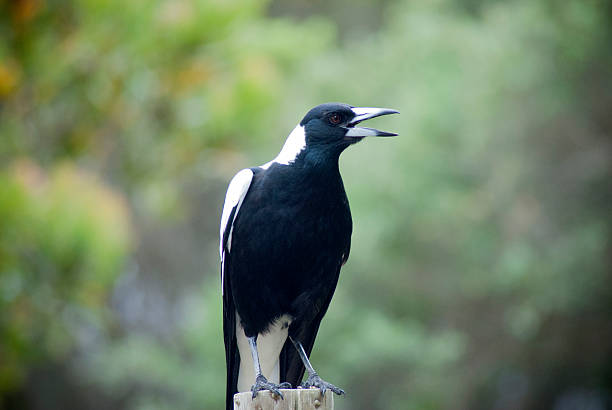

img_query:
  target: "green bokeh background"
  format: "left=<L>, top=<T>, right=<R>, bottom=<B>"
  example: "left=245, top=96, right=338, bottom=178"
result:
left=1, top=0, right=611, bottom=409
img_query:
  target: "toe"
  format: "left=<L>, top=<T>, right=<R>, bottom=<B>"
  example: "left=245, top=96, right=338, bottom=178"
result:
left=331, top=385, right=345, bottom=395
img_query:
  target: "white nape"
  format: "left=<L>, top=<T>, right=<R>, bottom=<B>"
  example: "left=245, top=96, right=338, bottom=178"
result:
left=236, top=314, right=292, bottom=393
left=261, top=125, right=306, bottom=169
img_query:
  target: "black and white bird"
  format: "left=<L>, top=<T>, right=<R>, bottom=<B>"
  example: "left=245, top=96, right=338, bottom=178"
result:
left=219, top=102, right=398, bottom=409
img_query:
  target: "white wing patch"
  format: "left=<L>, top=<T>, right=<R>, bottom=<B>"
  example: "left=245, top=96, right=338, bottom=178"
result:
left=220, top=168, right=254, bottom=294
left=261, top=125, right=306, bottom=169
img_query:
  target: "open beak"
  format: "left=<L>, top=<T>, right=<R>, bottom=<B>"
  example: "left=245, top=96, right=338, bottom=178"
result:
left=344, top=107, right=399, bottom=138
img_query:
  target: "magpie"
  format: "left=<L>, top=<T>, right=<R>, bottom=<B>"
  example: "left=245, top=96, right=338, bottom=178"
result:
left=219, top=102, right=398, bottom=409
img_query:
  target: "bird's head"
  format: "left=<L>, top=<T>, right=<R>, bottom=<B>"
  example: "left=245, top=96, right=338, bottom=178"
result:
left=268, top=102, right=399, bottom=168
left=300, top=102, right=399, bottom=151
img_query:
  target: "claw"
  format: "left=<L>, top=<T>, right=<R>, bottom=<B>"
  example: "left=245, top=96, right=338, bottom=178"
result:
left=251, top=375, right=291, bottom=399
left=301, top=373, right=345, bottom=396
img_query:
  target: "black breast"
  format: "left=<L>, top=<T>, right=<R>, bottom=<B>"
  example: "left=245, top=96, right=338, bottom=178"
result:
left=229, top=163, right=352, bottom=336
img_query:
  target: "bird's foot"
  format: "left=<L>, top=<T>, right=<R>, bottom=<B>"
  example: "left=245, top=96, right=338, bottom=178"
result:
left=251, top=374, right=291, bottom=399
left=301, top=373, right=345, bottom=396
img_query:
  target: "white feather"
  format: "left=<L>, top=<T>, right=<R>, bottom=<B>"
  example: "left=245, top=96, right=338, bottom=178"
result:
left=219, top=168, right=254, bottom=294
left=261, top=125, right=306, bottom=169
left=236, top=314, right=292, bottom=393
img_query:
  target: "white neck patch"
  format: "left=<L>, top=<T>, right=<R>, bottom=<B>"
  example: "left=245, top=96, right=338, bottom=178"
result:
left=261, top=125, right=306, bottom=169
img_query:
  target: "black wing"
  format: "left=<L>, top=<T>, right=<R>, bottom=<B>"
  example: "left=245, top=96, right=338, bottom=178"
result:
left=220, top=169, right=255, bottom=410
left=222, top=251, right=239, bottom=410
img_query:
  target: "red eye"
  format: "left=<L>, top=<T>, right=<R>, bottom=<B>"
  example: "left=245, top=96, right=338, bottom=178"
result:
left=329, top=113, right=341, bottom=125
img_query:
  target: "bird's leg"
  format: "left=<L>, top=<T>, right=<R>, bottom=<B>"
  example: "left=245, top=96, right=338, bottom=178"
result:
left=289, top=336, right=345, bottom=396
left=248, top=336, right=291, bottom=399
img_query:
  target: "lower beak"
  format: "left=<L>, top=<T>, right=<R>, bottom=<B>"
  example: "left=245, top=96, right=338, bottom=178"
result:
left=343, top=107, right=399, bottom=138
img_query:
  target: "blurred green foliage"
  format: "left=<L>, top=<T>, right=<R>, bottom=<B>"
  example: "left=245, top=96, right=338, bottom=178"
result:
left=0, top=160, right=130, bottom=392
left=1, top=0, right=611, bottom=409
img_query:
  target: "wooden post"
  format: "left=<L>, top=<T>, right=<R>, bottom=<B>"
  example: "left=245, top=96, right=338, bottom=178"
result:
left=233, top=388, right=334, bottom=410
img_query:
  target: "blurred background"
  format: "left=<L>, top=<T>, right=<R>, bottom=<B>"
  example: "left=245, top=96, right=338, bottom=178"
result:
left=1, top=0, right=611, bottom=409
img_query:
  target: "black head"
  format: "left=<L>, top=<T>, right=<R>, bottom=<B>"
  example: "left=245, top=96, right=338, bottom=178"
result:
left=299, top=102, right=399, bottom=154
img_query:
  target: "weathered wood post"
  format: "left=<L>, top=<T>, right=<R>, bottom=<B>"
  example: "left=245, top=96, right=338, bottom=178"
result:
left=233, top=388, right=334, bottom=410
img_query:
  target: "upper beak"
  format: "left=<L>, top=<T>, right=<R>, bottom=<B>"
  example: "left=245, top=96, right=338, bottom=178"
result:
left=344, top=107, right=399, bottom=138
